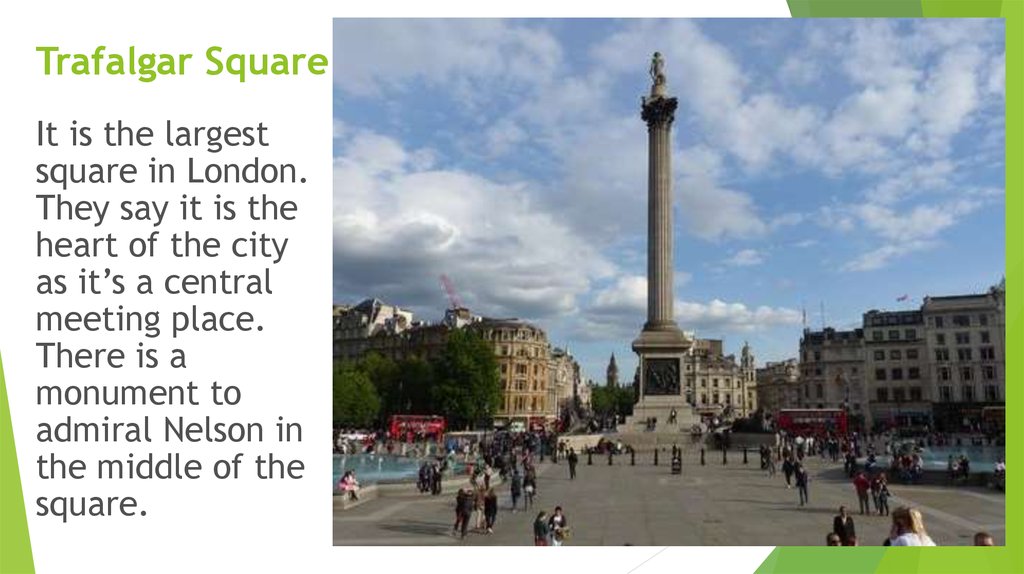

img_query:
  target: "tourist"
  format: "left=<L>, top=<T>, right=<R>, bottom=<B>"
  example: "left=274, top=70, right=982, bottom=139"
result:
left=510, top=469, right=523, bottom=512
left=453, top=487, right=472, bottom=539
left=947, top=454, right=957, bottom=485
left=782, top=457, right=795, bottom=489
left=567, top=448, right=579, bottom=480
left=548, top=506, right=569, bottom=546
left=844, top=535, right=859, bottom=546
left=338, top=470, right=360, bottom=501
left=473, top=486, right=487, bottom=531
left=853, top=471, right=871, bottom=515
left=833, top=506, right=856, bottom=545
left=795, top=463, right=810, bottom=506
left=888, top=506, right=937, bottom=546
left=876, top=473, right=891, bottom=516
left=484, top=488, right=499, bottom=534
left=524, top=476, right=536, bottom=509
left=974, top=532, right=995, bottom=546
left=533, top=511, right=551, bottom=546
left=826, top=533, right=842, bottom=546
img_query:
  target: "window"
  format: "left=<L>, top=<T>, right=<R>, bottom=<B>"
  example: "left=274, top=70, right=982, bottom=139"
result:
left=713, top=392, right=720, bottom=404
left=873, top=330, right=883, bottom=341
left=935, top=333, right=946, bottom=345
left=876, top=388, right=889, bottom=402
left=893, top=388, right=906, bottom=402
left=909, top=367, right=920, bottom=379
left=910, top=387, right=923, bottom=402
left=953, top=315, right=970, bottom=327
left=985, top=385, right=998, bottom=401
left=874, top=350, right=885, bottom=361
left=955, top=332, right=970, bottom=345
left=725, top=394, right=732, bottom=404
left=939, top=386, right=952, bottom=402
left=892, top=368, right=903, bottom=380
left=890, top=349, right=902, bottom=360
left=939, top=366, right=951, bottom=381
left=500, top=364, right=508, bottom=374
left=983, top=365, right=996, bottom=380
left=981, top=347, right=995, bottom=360
left=960, top=366, right=973, bottom=381
left=713, top=378, right=719, bottom=388
left=905, top=329, right=917, bottom=340
left=906, top=349, right=919, bottom=360
left=814, top=351, right=821, bottom=362
left=935, top=316, right=944, bottom=328
left=888, top=330, right=900, bottom=340
left=962, top=385, right=975, bottom=402
left=935, top=348, right=950, bottom=361
left=815, top=384, right=823, bottom=399
left=875, top=368, right=887, bottom=381
left=958, top=348, right=973, bottom=362
left=814, top=368, right=822, bottom=376
left=980, top=314, right=989, bottom=326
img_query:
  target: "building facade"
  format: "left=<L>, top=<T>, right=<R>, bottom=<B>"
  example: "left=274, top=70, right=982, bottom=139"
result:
left=863, top=310, right=929, bottom=430
left=549, top=347, right=582, bottom=416
left=799, top=327, right=868, bottom=428
left=922, top=289, right=1006, bottom=432
left=755, top=358, right=800, bottom=415
left=467, top=320, right=554, bottom=424
left=683, top=338, right=756, bottom=418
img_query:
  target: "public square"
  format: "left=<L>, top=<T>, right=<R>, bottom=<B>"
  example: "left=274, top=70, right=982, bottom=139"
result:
left=333, top=452, right=1004, bottom=546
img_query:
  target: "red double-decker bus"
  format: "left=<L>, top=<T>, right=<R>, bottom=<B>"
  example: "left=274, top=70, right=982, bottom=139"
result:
left=777, top=408, right=847, bottom=437
left=387, top=415, right=445, bottom=441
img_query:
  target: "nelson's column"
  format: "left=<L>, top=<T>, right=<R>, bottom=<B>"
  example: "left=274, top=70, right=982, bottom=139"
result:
left=627, top=52, right=697, bottom=431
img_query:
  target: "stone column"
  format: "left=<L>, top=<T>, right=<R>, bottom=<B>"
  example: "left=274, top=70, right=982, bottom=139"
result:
left=642, top=95, right=678, bottom=331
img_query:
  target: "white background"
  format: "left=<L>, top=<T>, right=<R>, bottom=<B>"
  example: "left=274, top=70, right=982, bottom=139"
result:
left=0, top=1, right=784, bottom=572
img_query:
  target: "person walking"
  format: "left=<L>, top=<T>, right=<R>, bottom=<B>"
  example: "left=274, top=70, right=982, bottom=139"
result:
left=473, top=486, right=487, bottom=531
left=533, top=511, right=551, bottom=546
left=548, top=506, right=569, bottom=546
left=483, top=488, right=498, bottom=534
left=795, top=463, right=810, bottom=506
left=853, top=471, right=871, bottom=515
left=876, top=474, right=891, bottom=516
left=888, top=506, right=937, bottom=546
left=782, top=457, right=795, bottom=489
left=453, top=487, right=473, bottom=539
left=567, top=448, right=578, bottom=480
left=509, top=469, right=523, bottom=512
left=832, top=505, right=856, bottom=545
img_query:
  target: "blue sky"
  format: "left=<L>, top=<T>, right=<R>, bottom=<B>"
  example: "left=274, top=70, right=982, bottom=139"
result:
left=331, top=19, right=1005, bottom=384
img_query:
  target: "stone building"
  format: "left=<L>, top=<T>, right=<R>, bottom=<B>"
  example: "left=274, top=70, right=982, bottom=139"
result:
left=755, top=358, right=800, bottom=415
left=741, top=342, right=757, bottom=413
left=683, top=338, right=756, bottom=418
left=549, top=347, right=582, bottom=415
left=922, top=287, right=1006, bottom=432
left=863, top=309, right=929, bottom=430
left=606, top=353, right=619, bottom=388
left=333, top=299, right=416, bottom=360
left=798, top=327, right=868, bottom=428
left=467, top=319, right=554, bottom=425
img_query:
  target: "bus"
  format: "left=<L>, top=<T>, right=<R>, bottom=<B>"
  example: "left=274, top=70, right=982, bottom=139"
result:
left=777, top=408, right=848, bottom=437
left=387, top=415, right=445, bottom=441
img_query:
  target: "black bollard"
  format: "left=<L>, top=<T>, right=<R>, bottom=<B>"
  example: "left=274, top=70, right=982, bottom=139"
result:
left=722, top=447, right=727, bottom=465
left=700, top=448, right=706, bottom=466
left=631, top=449, right=635, bottom=466
left=743, top=447, right=748, bottom=465
left=587, top=450, right=593, bottom=465
left=654, top=448, right=659, bottom=466
left=608, top=451, right=614, bottom=466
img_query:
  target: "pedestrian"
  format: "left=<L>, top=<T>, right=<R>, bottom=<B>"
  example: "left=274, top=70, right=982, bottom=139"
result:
left=510, top=469, right=522, bottom=512
left=832, top=505, right=856, bottom=545
left=453, top=487, right=473, bottom=539
left=524, top=477, right=536, bottom=509
left=876, top=474, right=891, bottom=516
left=974, top=532, right=995, bottom=546
left=567, top=448, right=578, bottom=480
left=484, top=488, right=498, bottom=534
left=853, top=471, right=871, bottom=515
left=844, top=535, right=859, bottom=546
left=795, top=463, right=809, bottom=506
left=782, top=457, right=794, bottom=489
left=548, top=506, right=569, bottom=546
left=473, top=486, right=487, bottom=531
left=533, top=511, right=551, bottom=546
left=888, top=506, right=936, bottom=546
left=767, top=449, right=777, bottom=478
left=826, top=533, right=842, bottom=546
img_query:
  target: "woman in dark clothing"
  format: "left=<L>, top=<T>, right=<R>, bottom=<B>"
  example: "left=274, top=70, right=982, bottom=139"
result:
left=484, top=488, right=499, bottom=533
left=832, top=505, right=856, bottom=545
left=533, top=512, right=550, bottom=545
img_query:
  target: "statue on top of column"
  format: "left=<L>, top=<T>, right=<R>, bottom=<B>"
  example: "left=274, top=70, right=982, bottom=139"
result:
left=649, top=52, right=666, bottom=87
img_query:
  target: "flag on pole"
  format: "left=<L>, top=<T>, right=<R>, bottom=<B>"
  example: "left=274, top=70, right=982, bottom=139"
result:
left=896, top=294, right=909, bottom=302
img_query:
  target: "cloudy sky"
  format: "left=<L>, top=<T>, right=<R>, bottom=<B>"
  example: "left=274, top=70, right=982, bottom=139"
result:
left=332, top=19, right=1005, bottom=383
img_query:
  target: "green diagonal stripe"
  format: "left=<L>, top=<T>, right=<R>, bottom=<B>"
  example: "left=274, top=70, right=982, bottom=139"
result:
left=0, top=352, right=34, bottom=573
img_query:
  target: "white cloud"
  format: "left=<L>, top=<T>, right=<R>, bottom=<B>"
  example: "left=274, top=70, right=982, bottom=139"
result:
left=333, top=129, right=614, bottom=318
left=724, top=249, right=765, bottom=267
left=841, top=241, right=935, bottom=272
left=676, top=146, right=768, bottom=241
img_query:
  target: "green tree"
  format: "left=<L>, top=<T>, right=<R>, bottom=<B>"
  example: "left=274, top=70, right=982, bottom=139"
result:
left=333, top=360, right=381, bottom=428
left=432, top=329, right=501, bottom=429
left=358, top=352, right=400, bottom=416
left=397, top=357, right=436, bottom=414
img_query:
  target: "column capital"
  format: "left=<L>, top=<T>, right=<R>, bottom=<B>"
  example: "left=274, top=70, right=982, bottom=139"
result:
left=642, top=96, right=678, bottom=127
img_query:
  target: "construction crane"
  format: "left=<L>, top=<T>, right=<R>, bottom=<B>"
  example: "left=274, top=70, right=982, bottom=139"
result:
left=439, top=274, right=463, bottom=310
